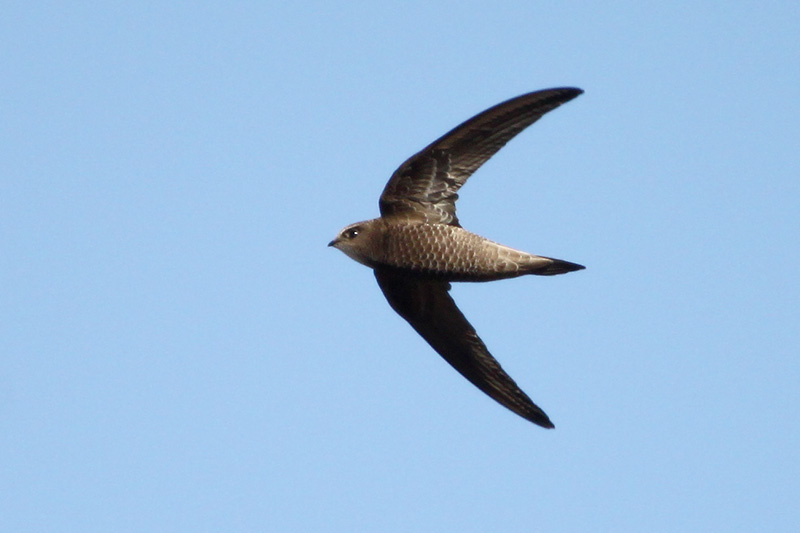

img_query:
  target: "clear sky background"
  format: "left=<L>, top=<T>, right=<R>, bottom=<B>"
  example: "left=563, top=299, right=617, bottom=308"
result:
left=3, top=2, right=799, bottom=532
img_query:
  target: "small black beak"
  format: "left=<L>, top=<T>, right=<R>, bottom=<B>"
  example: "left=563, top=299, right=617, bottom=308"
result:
left=327, top=239, right=337, bottom=247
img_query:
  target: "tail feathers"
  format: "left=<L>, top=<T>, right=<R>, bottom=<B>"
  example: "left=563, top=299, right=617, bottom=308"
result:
left=528, top=256, right=585, bottom=276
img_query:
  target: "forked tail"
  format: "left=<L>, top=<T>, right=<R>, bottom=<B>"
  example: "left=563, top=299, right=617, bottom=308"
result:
left=528, top=257, right=585, bottom=276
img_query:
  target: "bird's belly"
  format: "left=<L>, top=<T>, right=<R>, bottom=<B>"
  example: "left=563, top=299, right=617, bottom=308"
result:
left=380, top=225, right=530, bottom=282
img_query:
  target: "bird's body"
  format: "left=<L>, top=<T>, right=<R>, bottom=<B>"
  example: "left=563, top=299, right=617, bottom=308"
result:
left=329, top=87, right=585, bottom=428
left=337, top=219, right=582, bottom=282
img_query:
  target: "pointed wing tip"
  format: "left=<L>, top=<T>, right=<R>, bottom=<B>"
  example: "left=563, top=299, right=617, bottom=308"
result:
left=525, top=412, right=556, bottom=429
left=554, top=86, right=584, bottom=102
left=560, top=86, right=584, bottom=95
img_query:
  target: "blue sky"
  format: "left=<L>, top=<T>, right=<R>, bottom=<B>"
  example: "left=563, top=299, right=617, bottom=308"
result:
left=2, top=2, right=799, bottom=531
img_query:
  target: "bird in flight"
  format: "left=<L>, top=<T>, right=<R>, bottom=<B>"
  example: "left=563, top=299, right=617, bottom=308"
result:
left=329, top=87, right=584, bottom=428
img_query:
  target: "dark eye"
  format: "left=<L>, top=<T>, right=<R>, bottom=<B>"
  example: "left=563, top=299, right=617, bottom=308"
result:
left=344, top=228, right=360, bottom=239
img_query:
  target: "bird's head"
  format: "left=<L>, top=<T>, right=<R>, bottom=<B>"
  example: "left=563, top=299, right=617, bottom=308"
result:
left=328, top=219, right=382, bottom=267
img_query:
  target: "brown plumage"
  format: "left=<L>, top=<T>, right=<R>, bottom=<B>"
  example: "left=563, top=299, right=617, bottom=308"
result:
left=329, top=87, right=584, bottom=428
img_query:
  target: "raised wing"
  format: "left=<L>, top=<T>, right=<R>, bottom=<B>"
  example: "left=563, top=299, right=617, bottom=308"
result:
left=374, top=268, right=554, bottom=428
left=379, top=87, right=582, bottom=226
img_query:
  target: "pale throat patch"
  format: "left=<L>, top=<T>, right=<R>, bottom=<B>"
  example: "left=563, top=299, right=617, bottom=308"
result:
left=339, top=246, right=373, bottom=267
